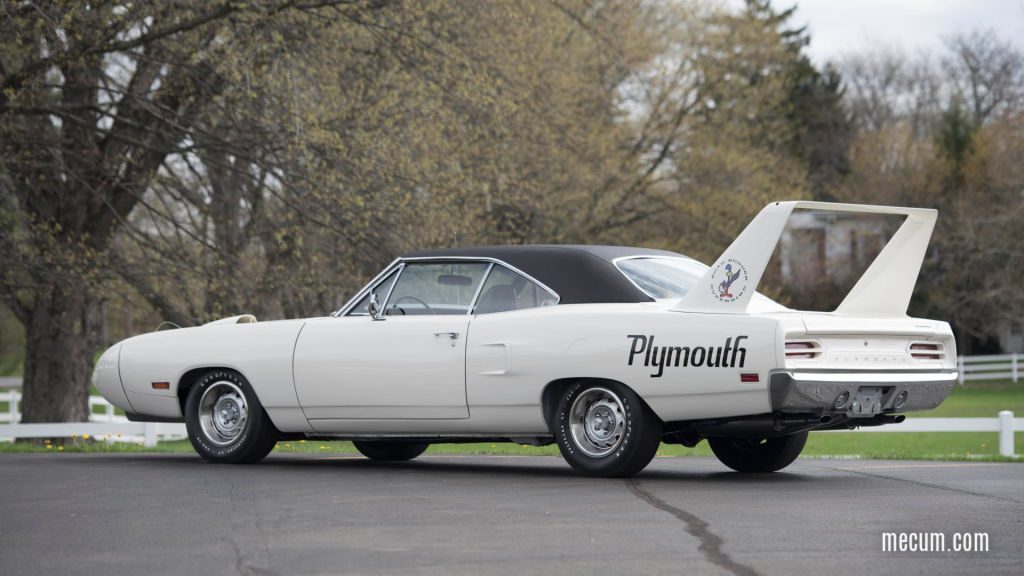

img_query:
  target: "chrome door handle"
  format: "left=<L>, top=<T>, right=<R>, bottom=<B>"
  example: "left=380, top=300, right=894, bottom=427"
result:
left=433, top=332, right=459, bottom=347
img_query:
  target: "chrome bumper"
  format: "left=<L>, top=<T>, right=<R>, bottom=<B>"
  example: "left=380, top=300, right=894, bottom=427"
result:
left=769, top=370, right=957, bottom=417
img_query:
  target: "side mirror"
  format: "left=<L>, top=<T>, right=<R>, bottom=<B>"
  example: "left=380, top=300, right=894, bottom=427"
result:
left=368, top=292, right=385, bottom=321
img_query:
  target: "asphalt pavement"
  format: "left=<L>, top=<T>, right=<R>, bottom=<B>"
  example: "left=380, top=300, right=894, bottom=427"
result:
left=1, top=452, right=1021, bottom=575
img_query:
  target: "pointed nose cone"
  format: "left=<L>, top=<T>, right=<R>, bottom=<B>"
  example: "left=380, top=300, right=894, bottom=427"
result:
left=92, top=343, right=133, bottom=411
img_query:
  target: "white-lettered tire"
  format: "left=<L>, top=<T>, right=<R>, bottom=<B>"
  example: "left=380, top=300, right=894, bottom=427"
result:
left=708, top=431, right=808, bottom=473
left=353, top=441, right=429, bottom=461
left=185, top=370, right=278, bottom=464
left=554, top=380, right=661, bottom=477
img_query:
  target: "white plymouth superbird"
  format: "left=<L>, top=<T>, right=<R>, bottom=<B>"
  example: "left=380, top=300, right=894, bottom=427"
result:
left=93, top=201, right=956, bottom=476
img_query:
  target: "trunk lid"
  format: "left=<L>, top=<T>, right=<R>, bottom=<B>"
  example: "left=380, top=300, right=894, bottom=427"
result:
left=767, top=312, right=956, bottom=371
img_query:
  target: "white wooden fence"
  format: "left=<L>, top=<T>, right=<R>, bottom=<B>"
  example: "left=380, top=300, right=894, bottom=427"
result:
left=0, top=390, right=186, bottom=447
left=957, top=353, right=1021, bottom=384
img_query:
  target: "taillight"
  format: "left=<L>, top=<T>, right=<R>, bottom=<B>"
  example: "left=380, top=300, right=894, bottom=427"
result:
left=785, top=340, right=821, bottom=359
left=909, top=342, right=944, bottom=360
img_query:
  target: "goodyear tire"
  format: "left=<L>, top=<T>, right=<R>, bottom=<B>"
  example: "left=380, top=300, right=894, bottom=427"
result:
left=554, top=381, right=661, bottom=477
left=353, top=441, right=429, bottom=461
left=185, top=370, right=278, bottom=464
left=708, top=431, right=808, bottom=473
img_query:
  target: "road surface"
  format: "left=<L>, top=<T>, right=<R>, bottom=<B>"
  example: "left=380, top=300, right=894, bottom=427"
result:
left=1, top=453, right=1021, bottom=575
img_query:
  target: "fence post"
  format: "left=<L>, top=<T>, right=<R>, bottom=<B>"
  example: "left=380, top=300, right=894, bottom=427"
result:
left=105, top=402, right=114, bottom=423
left=10, top=390, right=18, bottom=424
left=143, top=422, right=157, bottom=447
left=999, top=410, right=1015, bottom=457
left=1012, top=353, right=1019, bottom=384
left=957, top=356, right=965, bottom=385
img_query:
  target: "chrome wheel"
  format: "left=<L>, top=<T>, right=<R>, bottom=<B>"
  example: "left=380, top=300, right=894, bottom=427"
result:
left=198, top=380, right=248, bottom=446
left=569, top=387, right=626, bottom=457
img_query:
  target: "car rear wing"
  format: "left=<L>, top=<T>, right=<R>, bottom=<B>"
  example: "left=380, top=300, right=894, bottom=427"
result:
left=672, top=201, right=937, bottom=316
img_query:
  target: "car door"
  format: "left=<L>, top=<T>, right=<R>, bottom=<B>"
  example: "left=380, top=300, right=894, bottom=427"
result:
left=293, top=261, right=490, bottom=422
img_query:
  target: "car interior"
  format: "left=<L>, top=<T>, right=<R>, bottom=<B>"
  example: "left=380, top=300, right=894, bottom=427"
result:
left=349, top=261, right=555, bottom=317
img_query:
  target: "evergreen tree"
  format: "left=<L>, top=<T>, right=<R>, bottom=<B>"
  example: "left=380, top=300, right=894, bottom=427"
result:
left=729, top=1, right=854, bottom=199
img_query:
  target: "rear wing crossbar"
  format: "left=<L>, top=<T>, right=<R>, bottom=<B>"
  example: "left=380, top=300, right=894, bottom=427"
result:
left=673, top=201, right=937, bottom=317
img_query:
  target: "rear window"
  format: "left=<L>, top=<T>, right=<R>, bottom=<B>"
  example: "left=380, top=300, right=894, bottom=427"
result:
left=615, top=257, right=707, bottom=298
left=616, top=256, right=787, bottom=311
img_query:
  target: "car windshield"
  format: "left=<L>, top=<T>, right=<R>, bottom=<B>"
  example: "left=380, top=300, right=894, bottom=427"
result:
left=615, top=257, right=786, bottom=310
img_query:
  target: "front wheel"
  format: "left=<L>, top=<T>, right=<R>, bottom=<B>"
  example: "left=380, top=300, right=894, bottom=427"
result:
left=353, top=441, right=429, bottom=461
left=554, top=381, right=661, bottom=477
left=708, top=431, right=808, bottom=473
left=184, top=370, right=278, bottom=464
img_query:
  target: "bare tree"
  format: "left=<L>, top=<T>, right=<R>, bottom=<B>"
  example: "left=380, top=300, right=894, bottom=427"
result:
left=944, top=31, right=1024, bottom=124
left=0, top=0, right=377, bottom=422
left=837, top=32, right=1024, bottom=352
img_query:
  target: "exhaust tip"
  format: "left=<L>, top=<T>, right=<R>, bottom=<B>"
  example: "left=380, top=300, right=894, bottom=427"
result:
left=834, top=391, right=850, bottom=410
left=895, top=390, right=909, bottom=409
left=819, top=415, right=833, bottom=424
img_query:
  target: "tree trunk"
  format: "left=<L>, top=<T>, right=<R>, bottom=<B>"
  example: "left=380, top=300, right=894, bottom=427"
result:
left=19, top=279, right=98, bottom=423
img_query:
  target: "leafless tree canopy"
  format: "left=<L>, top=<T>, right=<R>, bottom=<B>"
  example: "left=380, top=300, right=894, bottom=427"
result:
left=1, top=1, right=1022, bottom=420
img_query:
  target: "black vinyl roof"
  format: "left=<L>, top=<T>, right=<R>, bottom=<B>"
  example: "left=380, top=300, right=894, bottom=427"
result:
left=401, top=245, right=687, bottom=304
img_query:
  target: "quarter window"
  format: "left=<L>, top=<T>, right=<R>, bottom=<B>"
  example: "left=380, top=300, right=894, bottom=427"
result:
left=384, top=262, right=489, bottom=316
left=474, top=265, right=557, bottom=314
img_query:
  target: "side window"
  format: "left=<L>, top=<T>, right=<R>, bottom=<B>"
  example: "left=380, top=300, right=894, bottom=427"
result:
left=348, top=268, right=400, bottom=316
left=384, top=262, right=489, bottom=316
left=473, top=265, right=557, bottom=315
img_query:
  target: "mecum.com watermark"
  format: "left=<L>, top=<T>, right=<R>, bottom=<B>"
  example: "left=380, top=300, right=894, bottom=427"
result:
left=882, top=532, right=990, bottom=553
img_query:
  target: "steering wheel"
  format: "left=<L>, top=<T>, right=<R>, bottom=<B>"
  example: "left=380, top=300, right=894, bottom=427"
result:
left=391, top=295, right=434, bottom=314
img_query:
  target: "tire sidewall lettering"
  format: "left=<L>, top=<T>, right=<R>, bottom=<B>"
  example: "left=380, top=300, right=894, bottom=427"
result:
left=557, top=382, right=637, bottom=465
left=188, top=371, right=252, bottom=458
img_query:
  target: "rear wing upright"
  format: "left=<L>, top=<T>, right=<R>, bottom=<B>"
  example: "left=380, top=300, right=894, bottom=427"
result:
left=672, top=201, right=937, bottom=317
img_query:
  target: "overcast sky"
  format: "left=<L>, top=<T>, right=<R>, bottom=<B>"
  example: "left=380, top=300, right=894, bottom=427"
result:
left=763, top=0, right=1024, bottom=64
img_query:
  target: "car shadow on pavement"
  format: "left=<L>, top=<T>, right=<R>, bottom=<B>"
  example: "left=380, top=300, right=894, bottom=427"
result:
left=635, top=467, right=816, bottom=484
left=67, top=452, right=817, bottom=484
left=286, top=454, right=817, bottom=484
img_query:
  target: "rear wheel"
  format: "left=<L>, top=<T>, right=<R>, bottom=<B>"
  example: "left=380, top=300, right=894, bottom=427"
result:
left=554, top=381, right=661, bottom=477
left=708, top=431, right=808, bottom=473
left=353, top=441, right=429, bottom=461
left=184, top=370, right=278, bottom=464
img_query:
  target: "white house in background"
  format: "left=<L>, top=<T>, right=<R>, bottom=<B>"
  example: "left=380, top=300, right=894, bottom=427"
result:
left=1000, top=323, right=1024, bottom=354
left=778, top=210, right=1024, bottom=354
left=778, top=210, right=887, bottom=287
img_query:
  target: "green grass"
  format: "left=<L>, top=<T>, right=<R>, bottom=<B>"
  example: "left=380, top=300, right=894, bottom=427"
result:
left=799, top=432, right=1022, bottom=460
left=0, top=438, right=197, bottom=453
left=0, top=353, right=24, bottom=377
